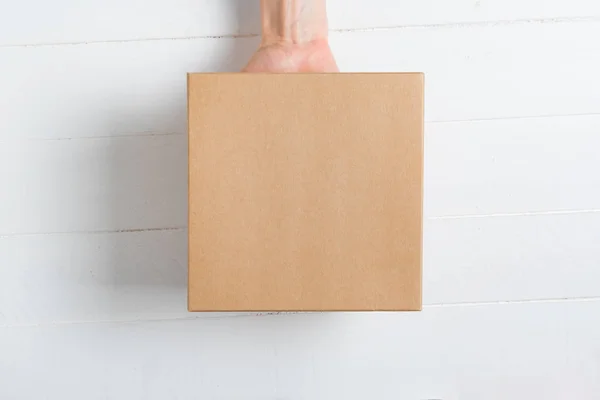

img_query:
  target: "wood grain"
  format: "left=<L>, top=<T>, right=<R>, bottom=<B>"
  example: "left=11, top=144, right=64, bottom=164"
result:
left=1, top=2, right=600, bottom=398
left=1, top=0, right=599, bottom=46
left=1, top=21, right=598, bottom=141
left=2, top=115, right=599, bottom=235
left=2, top=212, right=600, bottom=326
left=1, top=300, right=599, bottom=399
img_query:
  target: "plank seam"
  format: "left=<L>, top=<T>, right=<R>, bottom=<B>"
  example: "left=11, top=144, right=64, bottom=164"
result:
left=1, top=15, right=598, bottom=49
left=2, top=112, right=600, bottom=143
left=2, top=297, right=600, bottom=329
left=3, top=208, right=600, bottom=238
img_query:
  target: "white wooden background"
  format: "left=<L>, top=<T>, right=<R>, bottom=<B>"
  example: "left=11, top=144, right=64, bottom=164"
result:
left=1, top=1, right=600, bottom=399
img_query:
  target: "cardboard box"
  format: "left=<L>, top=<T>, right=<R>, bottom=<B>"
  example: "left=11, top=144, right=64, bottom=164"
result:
left=188, top=73, right=424, bottom=311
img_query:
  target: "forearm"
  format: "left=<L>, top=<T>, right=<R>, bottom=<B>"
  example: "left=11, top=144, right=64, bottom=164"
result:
left=260, top=0, right=329, bottom=45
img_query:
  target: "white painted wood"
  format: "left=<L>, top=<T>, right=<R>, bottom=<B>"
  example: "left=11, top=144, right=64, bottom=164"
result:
left=2, top=1, right=600, bottom=397
left=1, top=0, right=600, bottom=46
left=424, top=212, right=600, bottom=304
left=329, top=0, right=600, bottom=30
left=425, top=115, right=600, bottom=217
left=0, top=0, right=261, bottom=47
left=333, top=21, right=600, bottom=121
left=0, top=39, right=258, bottom=140
left=0, top=135, right=188, bottom=235
left=2, top=213, right=600, bottom=326
left=1, top=300, right=599, bottom=399
left=2, top=116, right=599, bottom=236
left=0, top=230, right=189, bottom=327
left=2, top=21, right=599, bottom=141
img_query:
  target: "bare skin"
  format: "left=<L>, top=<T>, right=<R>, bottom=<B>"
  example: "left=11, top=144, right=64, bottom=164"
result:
left=243, top=0, right=338, bottom=72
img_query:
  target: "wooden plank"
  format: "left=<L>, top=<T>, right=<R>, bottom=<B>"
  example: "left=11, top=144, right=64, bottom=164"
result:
left=1, top=0, right=600, bottom=46
left=0, top=39, right=257, bottom=140
left=2, top=115, right=599, bottom=235
left=425, top=115, right=600, bottom=217
left=0, top=230, right=189, bottom=327
left=332, top=21, right=600, bottom=121
left=2, top=213, right=600, bottom=326
left=424, top=212, right=600, bottom=304
left=1, top=300, right=599, bottom=399
left=0, top=0, right=260, bottom=47
left=329, top=0, right=600, bottom=30
left=1, top=21, right=599, bottom=141
left=2, top=3, right=598, bottom=397
left=0, top=135, right=188, bottom=235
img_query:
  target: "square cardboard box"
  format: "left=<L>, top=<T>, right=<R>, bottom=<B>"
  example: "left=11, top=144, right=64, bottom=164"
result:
left=188, top=73, right=424, bottom=311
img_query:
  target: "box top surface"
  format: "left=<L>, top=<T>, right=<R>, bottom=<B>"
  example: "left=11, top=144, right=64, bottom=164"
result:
left=188, top=73, right=423, bottom=311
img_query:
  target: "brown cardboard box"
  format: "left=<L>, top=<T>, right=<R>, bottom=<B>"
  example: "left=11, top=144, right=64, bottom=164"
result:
left=188, top=73, right=424, bottom=311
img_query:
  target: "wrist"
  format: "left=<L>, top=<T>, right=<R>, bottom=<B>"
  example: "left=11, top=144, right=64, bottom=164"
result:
left=260, top=0, right=329, bottom=45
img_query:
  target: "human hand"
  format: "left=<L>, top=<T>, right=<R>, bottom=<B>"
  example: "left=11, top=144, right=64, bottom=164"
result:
left=243, top=0, right=338, bottom=72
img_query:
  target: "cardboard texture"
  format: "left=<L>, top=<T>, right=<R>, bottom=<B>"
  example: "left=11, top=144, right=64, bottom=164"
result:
left=188, top=73, right=424, bottom=311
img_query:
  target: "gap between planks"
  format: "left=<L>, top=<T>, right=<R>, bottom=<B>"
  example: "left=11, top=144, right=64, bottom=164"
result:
left=1, top=15, right=599, bottom=49
left=2, top=112, right=600, bottom=144
left=2, top=296, right=600, bottom=330
left=2, top=209, right=600, bottom=238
